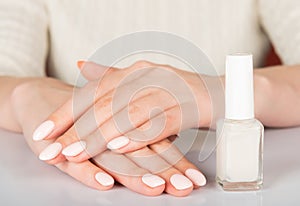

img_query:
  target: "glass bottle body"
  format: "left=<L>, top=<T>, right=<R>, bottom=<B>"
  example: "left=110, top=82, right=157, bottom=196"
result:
left=216, top=118, right=264, bottom=191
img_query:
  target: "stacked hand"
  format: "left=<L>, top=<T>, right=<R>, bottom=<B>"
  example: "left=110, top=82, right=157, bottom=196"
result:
left=13, top=61, right=209, bottom=196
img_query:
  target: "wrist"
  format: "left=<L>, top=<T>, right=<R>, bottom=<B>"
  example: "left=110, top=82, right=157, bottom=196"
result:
left=188, top=73, right=225, bottom=128
left=253, top=71, right=272, bottom=123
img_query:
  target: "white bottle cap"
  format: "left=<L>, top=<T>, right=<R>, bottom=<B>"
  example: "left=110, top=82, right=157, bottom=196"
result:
left=225, top=54, right=254, bottom=120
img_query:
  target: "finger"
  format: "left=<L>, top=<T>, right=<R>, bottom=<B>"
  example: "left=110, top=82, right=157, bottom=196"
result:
left=32, top=138, right=67, bottom=165
left=31, top=61, right=172, bottom=142
left=37, top=120, right=107, bottom=164
left=49, top=84, right=169, bottom=162
left=80, top=86, right=178, bottom=153
left=108, top=105, right=182, bottom=153
left=35, top=63, right=191, bottom=162
left=92, top=150, right=165, bottom=196
left=33, top=63, right=167, bottom=143
left=150, top=139, right=207, bottom=187
left=37, top=85, right=134, bottom=163
left=32, top=62, right=118, bottom=142
left=58, top=97, right=180, bottom=163
left=55, top=160, right=114, bottom=190
left=66, top=91, right=176, bottom=162
left=126, top=146, right=194, bottom=197
left=37, top=129, right=89, bottom=164
left=95, top=66, right=199, bottom=153
left=77, top=61, right=116, bottom=81
left=35, top=104, right=105, bottom=164
left=31, top=82, right=99, bottom=141
left=38, top=141, right=67, bottom=165
left=40, top=108, right=106, bottom=164
left=63, top=129, right=108, bottom=163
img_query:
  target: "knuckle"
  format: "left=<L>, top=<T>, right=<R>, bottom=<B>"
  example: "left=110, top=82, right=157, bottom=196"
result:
left=97, top=93, right=113, bottom=109
left=128, top=101, right=141, bottom=116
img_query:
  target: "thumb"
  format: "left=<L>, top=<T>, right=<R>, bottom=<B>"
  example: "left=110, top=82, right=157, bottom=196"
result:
left=77, top=61, right=116, bottom=81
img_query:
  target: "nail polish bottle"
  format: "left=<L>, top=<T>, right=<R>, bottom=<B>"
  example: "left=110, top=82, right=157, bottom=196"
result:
left=216, top=54, right=264, bottom=191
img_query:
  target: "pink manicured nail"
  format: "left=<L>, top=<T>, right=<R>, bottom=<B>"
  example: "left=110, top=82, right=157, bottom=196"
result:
left=39, top=143, right=62, bottom=161
left=33, top=120, right=55, bottom=141
left=62, top=141, right=87, bottom=157
left=185, top=169, right=207, bottom=186
left=95, top=172, right=114, bottom=186
left=170, top=174, right=193, bottom=190
left=142, top=174, right=165, bottom=188
left=107, top=136, right=130, bottom=150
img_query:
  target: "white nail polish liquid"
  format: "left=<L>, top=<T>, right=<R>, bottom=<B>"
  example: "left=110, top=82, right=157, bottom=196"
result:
left=216, top=54, right=264, bottom=191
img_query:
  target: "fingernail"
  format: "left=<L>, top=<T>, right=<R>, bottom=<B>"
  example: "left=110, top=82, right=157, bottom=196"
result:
left=95, top=172, right=114, bottom=186
left=185, top=169, right=207, bottom=186
left=77, top=60, right=86, bottom=69
left=142, top=174, right=165, bottom=188
left=170, top=174, right=193, bottom=190
left=62, top=141, right=87, bottom=157
left=39, top=143, right=62, bottom=161
left=33, top=120, right=55, bottom=141
left=107, top=136, right=130, bottom=150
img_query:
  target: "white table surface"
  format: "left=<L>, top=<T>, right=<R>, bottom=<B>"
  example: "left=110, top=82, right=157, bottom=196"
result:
left=0, top=127, right=299, bottom=206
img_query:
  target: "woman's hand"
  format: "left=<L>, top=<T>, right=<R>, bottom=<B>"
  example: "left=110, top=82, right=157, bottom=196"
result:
left=11, top=78, right=115, bottom=191
left=11, top=77, right=206, bottom=197
left=34, top=61, right=213, bottom=164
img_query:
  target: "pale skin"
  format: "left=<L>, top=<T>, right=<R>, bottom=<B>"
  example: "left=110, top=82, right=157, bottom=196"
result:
left=0, top=69, right=205, bottom=197
left=31, top=61, right=300, bottom=165
left=1, top=61, right=300, bottom=196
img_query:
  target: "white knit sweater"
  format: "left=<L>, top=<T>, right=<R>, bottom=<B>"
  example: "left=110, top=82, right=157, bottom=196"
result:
left=0, top=0, right=300, bottom=84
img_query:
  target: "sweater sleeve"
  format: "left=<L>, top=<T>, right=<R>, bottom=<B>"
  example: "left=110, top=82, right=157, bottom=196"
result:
left=0, top=0, right=48, bottom=77
left=259, top=0, right=300, bottom=65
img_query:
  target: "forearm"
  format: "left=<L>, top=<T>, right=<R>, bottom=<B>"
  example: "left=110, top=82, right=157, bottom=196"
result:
left=199, top=65, right=300, bottom=128
left=254, top=65, right=300, bottom=127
